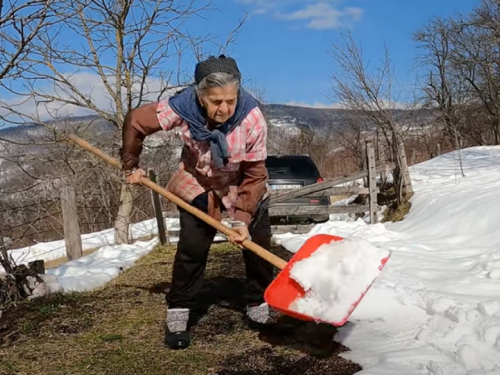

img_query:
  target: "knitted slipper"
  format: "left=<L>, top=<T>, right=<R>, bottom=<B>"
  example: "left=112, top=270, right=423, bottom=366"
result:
left=165, top=308, right=190, bottom=349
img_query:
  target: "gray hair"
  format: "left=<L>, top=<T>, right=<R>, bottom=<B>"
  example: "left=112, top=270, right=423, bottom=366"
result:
left=195, top=72, right=240, bottom=96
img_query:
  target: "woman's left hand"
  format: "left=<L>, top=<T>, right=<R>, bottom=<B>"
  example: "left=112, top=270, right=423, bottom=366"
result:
left=229, top=225, right=250, bottom=244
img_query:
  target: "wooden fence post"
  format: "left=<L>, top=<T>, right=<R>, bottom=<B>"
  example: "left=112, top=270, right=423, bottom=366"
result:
left=395, top=134, right=413, bottom=195
left=366, top=140, right=378, bottom=224
left=362, top=143, right=368, bottom=186
left=148, top=169, right=168, bottom=246
left=61, top=184, right=83, bottom=261
left=0, top=235, right=13, bottom=274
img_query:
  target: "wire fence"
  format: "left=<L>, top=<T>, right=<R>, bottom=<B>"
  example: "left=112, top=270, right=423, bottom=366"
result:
left=0, top=172, right=177, bottom=251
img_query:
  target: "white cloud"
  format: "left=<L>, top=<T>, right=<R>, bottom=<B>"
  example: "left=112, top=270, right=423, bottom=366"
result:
left=238, top=1, right=363, bottom=30
left=285, top=99, right=412, bottom=110
left=285, top=100, right=344, bottom=109
left=278, top=3, right=363, bottom=30
left=0, top=72, right=181, bottom=125
left=344, top=6, right=364, bottom=22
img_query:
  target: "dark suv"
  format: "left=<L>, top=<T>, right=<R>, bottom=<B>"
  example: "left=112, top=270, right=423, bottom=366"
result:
left=265, top=155, right=330, bottom=223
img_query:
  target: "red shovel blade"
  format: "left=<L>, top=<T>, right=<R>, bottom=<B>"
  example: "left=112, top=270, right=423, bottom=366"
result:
left=264, top=234, right=390, bottom=326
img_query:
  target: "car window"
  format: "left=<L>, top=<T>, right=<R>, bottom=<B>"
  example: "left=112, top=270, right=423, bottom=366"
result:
left=265, top=156, right=321, bottom=179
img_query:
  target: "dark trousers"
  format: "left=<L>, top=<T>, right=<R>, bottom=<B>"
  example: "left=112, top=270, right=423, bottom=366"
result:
left=166, top=192, right=274, bottom=310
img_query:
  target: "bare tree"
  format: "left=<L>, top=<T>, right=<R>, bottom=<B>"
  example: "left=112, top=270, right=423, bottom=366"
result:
left=329, top=31, right=413, bottom=204
left=328, top=110, right=371, bottom=172
left=412, top=0, right=500, bottom=149
left=0, top=0, right=57, bottom=300
left=1, top=0, right=247, bottom=244
left=0, top=0, right=55, bottom=82
left=448, top=0, right=500, bottom=145
left=466, top=0, right=500, bottom=144
left=414, top=17, right=467, bottom=176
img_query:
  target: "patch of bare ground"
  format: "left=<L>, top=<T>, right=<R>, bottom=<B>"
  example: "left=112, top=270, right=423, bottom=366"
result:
left=0, top=243, right=362, bottom=375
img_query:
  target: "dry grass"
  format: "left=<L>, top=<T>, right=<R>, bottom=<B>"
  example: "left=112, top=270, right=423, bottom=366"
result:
left=381, top=189, right=414, bottom=223
left=329, top=195, right=350, bottom=204
left=383, top=200, right=412, bottom=222
left=0, top=243, right=362, bottom=375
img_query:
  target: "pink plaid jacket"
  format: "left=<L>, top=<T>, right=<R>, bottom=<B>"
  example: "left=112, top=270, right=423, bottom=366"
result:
left=156, top=99, right=269, bottom=222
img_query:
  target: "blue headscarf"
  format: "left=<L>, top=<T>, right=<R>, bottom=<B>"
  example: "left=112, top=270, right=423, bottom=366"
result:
left=168, top=85, right=258, bottom=169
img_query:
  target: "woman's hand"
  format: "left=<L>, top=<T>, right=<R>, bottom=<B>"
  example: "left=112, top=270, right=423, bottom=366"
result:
left=126, top=168, right=147, bottom=184
left=229, top=225, right=250, bottom=244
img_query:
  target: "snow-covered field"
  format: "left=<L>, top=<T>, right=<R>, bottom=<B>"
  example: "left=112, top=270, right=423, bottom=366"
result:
left=4, top=145, right=500, bottom=374
left=274, top=146, right=500, bottom=374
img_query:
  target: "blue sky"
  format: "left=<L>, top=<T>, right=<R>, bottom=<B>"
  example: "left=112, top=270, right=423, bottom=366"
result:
left=200, top=0, right=479, bottom=106
left=0, top=0, right=482, bottom=122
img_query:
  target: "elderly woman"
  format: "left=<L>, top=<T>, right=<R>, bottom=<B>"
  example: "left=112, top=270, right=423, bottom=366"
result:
left=120, top=55, right=274, bottom=349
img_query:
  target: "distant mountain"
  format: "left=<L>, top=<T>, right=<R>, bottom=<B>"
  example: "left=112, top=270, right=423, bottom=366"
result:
left=262, top=104, right=349, bottom=129
left=262, top=104, right=435, bottom=131
left=0, top=104, right=436, bottom=142
left=0, top=115, right=116, bottom=142
left=0, top=103, right=437, bottom=190
left=0, top=115, right=117, bottom=190
left=0, top=104, right=312, bottom=142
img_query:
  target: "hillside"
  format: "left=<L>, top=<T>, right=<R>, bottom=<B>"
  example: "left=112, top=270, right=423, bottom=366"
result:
left=0, top=116, right=117, bottom=191
left=262, top=104, right=435, bottom=130
left=0, top=103, right=436, bottom=191
left=0, top=103, right=436, bottom=141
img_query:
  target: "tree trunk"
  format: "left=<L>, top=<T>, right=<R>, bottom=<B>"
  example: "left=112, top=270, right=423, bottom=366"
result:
left=114, top=183, right=133, bottom=244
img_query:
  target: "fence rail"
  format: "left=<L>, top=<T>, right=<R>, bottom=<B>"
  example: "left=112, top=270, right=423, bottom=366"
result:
left=2, top=141, right=396, bottom=261
left=268, top=162, right=393, bottom=205
left=268, top=140, right=394, bottom=224
left=158, top=140, right=395, bottom=240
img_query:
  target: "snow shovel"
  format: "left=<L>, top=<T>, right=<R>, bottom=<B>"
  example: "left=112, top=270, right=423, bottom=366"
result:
left=67, top=134, right=390, bottom=326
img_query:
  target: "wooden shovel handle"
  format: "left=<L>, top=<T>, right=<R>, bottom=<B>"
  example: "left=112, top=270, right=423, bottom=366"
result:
left=67, top=134, right=287, bottom=270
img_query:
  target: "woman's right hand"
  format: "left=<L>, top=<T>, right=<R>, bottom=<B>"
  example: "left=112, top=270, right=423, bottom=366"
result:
left=126, top=168, right=147, bottom=184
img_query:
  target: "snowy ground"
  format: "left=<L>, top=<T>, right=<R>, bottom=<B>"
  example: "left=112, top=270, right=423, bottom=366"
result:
left=274, top=146, right=500, bottom=375
left=4, top=145, right=500, bottom=374
left=3, top=217, right=227, bottom=292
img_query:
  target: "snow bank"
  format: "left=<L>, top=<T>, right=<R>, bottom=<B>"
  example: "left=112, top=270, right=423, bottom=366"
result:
left=5, top=217, right=227, bottom=271
left=274, top=146, right=500, bottom=375
left=289, top=238, right=390, bottom=324
left=46, top=238, right=159, bottom=292
left=5, top=217, right=175, bottom=268
left=3, top=216, right=227, bottom=292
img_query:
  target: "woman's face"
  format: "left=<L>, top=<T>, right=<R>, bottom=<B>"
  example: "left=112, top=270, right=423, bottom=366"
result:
left=198, top=84, right=238, bottom=124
